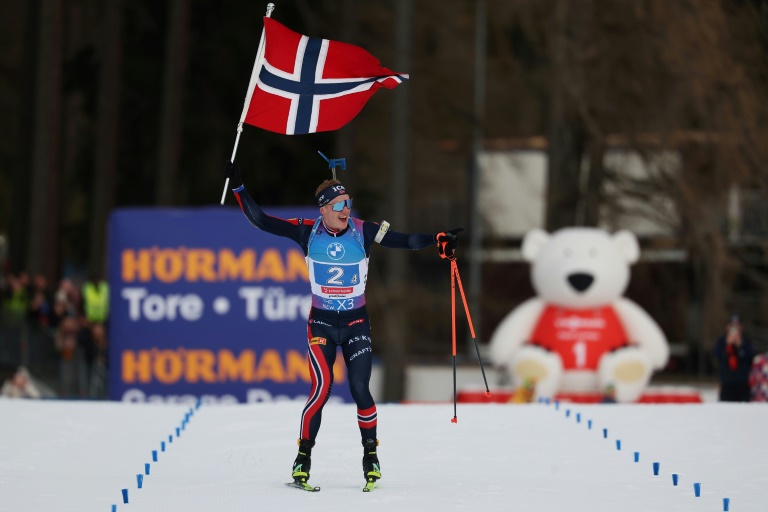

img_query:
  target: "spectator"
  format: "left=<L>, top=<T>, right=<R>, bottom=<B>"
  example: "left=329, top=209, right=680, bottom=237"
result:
left=87, top=323, right=108, bottom=399
left=749, top=352, right=768, bottom=402
left=54, top=315, right=84, bottom=398
left=713, top=316, right=754, bottom=402
left=0, top=364, right=42, bottom=399
left=81, top=273, right=109, bottom=326
left=51, top=278, right=79, bottom=329
left=77, top=315, right=95, bottom=392
left=2, top=272, right=30, bottom=317
left=1, top=272, right=30, bottom=364
left=29, top=273, right=53, bottom=329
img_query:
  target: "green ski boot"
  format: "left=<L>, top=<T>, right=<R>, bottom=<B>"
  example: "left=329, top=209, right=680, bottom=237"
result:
left=362, top=439, right=381, bottom=491
left=291, top=438, right=315, bottom=484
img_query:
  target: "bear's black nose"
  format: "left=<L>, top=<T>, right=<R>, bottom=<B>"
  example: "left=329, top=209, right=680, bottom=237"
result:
left=567, top=273, right=594, bottom=292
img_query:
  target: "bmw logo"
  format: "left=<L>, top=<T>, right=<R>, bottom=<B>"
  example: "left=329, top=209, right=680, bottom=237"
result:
left=327, top=242, right=345, bottom=260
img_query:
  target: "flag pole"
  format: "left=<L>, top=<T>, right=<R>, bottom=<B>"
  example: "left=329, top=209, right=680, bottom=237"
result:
left=220, top=3, right=275, bottom=205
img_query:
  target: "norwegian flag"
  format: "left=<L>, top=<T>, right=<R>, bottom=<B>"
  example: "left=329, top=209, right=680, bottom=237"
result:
left=243, top=17, right=409, bottom=135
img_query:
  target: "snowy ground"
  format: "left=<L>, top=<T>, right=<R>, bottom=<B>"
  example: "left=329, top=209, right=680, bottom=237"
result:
left=0, top=399, right=766, bottom=512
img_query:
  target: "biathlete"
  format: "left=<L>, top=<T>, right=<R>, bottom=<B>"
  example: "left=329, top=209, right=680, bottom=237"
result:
left=225, top=161, right=461, bottom=490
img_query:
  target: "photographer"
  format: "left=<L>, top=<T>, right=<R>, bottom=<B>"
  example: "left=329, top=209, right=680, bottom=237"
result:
left=713, top=316, right=755, bottom=402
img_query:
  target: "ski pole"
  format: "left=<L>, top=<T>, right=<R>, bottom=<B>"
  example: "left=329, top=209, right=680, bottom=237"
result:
left=451, top=259, right=458, bottom=423
left=452, top=260, right=491, bottom=397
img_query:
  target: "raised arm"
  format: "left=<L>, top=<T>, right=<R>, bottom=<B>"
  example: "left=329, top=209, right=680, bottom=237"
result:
left=226, top=162, right=314, bottom=251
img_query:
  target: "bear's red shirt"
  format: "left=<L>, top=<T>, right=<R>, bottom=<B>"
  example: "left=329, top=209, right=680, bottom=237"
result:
left=529, top=305, right=628, bottom=370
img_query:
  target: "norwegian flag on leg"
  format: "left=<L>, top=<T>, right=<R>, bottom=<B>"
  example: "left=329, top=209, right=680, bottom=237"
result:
left=244, top=17, right=408, bottom=135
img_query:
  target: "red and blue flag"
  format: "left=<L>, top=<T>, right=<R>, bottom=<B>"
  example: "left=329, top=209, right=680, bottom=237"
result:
left=244, top=18, right=409, bottom=135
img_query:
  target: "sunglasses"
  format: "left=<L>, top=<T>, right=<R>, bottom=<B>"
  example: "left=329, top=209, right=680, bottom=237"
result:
left=330, top=199, right=353, bottom=212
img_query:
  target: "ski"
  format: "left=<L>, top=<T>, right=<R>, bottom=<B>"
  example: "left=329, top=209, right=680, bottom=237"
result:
left=362, top=479, right=378, bottom=492
left=285, top=481, right=321, bottom=492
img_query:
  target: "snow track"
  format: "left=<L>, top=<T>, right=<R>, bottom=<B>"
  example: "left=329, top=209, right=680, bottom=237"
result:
left=1, top=400, right=766, bottom=511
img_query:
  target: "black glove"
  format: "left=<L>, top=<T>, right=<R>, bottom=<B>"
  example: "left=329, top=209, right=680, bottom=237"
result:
left=435, top=228, right=464, bottom=260
left=224, top=161, right=243, bottom=189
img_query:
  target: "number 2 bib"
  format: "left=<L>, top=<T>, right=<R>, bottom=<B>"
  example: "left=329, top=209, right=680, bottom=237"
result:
left=306, top=218, right=368, bottom=311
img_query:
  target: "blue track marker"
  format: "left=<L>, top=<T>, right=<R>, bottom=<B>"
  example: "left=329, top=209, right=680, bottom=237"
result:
left=634, top=452, right=639, bottom=463
left=653, top=462, right=660, bottom=475
left=694, top=482, right=701, bottom=497
left=121, top=489, right=128, bottom=504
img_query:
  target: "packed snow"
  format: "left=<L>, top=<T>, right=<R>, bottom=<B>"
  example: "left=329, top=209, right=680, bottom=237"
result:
left=0, top=399, right=766, bottom=512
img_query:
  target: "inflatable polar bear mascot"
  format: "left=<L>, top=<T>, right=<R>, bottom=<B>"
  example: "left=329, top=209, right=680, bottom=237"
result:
left=489, top=228, right=669, bottom=403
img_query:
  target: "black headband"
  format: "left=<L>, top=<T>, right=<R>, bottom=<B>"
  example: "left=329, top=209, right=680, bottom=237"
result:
left=316, top=184, right=348, bottom=206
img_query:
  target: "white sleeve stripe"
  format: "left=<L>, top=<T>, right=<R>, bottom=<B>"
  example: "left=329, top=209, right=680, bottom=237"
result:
left=374, top=221, right=390, bottom=244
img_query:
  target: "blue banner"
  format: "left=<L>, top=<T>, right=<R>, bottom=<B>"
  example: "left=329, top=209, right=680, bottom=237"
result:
left=107, top=206, right=353, bottom=404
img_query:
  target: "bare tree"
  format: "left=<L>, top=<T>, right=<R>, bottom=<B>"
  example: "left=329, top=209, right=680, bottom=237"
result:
left=3, top=0, right=38, bottom=269
left=551, top=0, right=768, bottom=355
left=27, top=0, right=64, bottom=279
left=546, top=0, right=586, bottom=230
left=467, top=0, right=768, bottom=361
left=89, top=0, right=124, bottom=275
left=155, top=0, right=190, bottom=205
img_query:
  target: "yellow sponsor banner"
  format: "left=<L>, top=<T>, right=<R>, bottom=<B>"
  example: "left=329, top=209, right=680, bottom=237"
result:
left=121, top=348, right=347, bottom=385
left=121, top=247, right=309, bottom=283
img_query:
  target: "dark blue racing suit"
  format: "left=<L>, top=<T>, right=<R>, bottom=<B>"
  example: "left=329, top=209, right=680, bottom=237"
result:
left=233, top=185, right=437, bottom=442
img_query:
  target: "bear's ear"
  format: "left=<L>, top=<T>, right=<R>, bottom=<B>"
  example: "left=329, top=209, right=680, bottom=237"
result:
left=612, top=230, right=639, bottom=264
left=522, top=229, right=550, bottom=262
